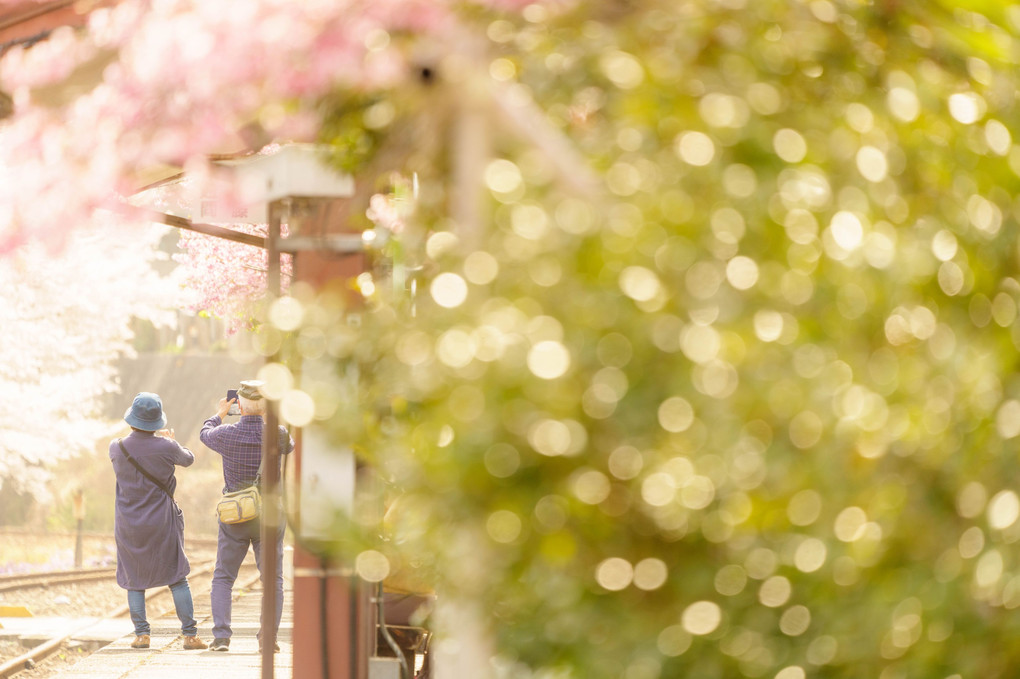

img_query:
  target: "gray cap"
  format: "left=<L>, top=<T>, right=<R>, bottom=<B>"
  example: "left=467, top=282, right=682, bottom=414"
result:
left=238, top=380, right=265, bottom=400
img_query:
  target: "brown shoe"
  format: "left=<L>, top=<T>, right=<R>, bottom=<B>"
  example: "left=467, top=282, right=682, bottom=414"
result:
left=183, top=635, right=208, bottom=650
left=131, top=634, right=150, bottom=649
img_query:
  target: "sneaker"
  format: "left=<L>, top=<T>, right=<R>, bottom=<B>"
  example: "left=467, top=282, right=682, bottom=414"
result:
left=210, top=637, right=230, bottom=652
left=130, top=634, right=150, bottom=649
left=258, top=641, right=281, bottom=653
left=183, top=636, right=208, bottom=650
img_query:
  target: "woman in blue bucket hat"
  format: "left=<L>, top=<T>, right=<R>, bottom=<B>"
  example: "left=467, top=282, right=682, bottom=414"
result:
left=109, top=392, right=207, bottom=650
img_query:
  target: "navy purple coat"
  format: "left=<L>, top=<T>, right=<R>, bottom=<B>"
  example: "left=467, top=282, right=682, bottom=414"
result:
left=109, top=430, right=194, bottom=590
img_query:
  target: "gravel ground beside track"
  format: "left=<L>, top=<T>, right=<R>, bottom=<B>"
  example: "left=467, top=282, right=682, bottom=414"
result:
left=0, top=577, right=130, bottom=678
left=0, top=579, right=127, bottom=618
left=0, top=638, right=90, bottom=679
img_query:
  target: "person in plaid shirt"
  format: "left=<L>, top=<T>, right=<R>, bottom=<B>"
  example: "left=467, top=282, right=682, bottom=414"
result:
left=200, top=379, right=293, bottom=653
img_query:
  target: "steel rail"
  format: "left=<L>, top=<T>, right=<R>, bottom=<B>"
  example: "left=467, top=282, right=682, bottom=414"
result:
left=0, top=543, right=220, bottom=592
left=0, top=568, right=118, bottom=592
left=0, top=528, right=220, bottom=546
left=0, top=566, right=113, bottom=584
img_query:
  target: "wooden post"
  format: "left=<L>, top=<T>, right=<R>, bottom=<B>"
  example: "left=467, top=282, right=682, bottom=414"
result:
left=261, top=198, right=283, bottom=679
left=291, top=244, right=371, bottom=679
left=71, top=489, right=85, bottom=568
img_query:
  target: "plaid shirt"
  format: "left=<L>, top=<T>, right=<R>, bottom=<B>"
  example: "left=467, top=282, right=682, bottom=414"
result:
left=200, top=414, right=294, bottom=493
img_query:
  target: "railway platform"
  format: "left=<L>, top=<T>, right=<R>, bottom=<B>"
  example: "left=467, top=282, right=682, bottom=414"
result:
left=48, top=576, right=290, bottom=679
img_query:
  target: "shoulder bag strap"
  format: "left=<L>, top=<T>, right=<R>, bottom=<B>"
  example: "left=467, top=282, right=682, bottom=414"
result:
left=254, top=455, right=264, bottom=487
left=117, top=439, right=175, bottom=499
left=254, top=425, right=288, bottom=487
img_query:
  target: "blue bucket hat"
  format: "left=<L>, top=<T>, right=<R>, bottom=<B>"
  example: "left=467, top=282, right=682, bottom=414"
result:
left=124, top=392, right=167, bottom=431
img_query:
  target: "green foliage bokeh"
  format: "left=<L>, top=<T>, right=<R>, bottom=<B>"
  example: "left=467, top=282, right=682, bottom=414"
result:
left=286, top=2, right=1020, bottom=677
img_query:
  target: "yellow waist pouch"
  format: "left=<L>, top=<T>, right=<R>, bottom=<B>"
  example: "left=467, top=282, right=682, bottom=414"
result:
left=216, top=485, right=261, bottom=524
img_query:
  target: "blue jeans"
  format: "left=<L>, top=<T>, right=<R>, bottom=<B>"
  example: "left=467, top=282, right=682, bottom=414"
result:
left=211, top=517, right=284, bottom=640
left=128, top=579, right=197, bottom=636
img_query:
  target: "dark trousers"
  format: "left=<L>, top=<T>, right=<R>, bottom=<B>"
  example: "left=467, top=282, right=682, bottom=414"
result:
left=211, top=517, right=284, bottom=640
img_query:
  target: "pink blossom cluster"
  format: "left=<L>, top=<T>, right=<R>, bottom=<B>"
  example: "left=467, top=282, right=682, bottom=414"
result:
left=0, top=0, right=529, bottom=263
left=0, top=0, right=399, bottom=253
left=365, top=192, right=407, bottom=235
left=172, top=222, right=292, bottom=333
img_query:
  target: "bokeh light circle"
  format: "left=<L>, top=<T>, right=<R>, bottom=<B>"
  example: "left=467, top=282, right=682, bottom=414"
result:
left=988, top=490, right=1020, bottom=530
left=596, top=557, right=634, bottom=591
left=487, top=510, right=522, bottom=543
left=600, top=50, right=644, bottom=89
left=948, top=92, right=984, bottom=124
left=681, top=601, right=722, bottom=635
left=634, top=558, right=669, bottom=591
left=355, top=550, right=391, bottom=582
left=430, top=272, right=468, bottom=308
left=759, top=575, right=793, bottom=607
left=572, top=469, right=611, bottom=505
left=658, top=396, right=694, bottom=433
left=726, top=255, right=759, bottom=290
left=528, top=419, right=572, bottom=457
left=754, top=310, right=784, bottom=342
left=657, top=625, right=692, bottom=657
left=268, top=296, right=304, bottom=331
left=484, top=443, right=520, bottom=478
left=527, top=340, right=571, bottom=379
left=856, top=146, right=888, bottom=182
left=787, top=487, right=820, bottom=521
left=834, top=506, right=868, bottom=542
left=676, top=131, right=715, bottom=166
left=773, top=128, right=807, bottom=163
left=485, top=159, right=523, bottom=193
left=280, top=389, right=315, bottom=427
left=464, top=251, right=499, bottom=285
left=888, top=87, right=919, bottom=122
left=256, top=362, right=294, bottom=400
left=714, top=564, right=747, bottom=596
left=779, top=606, right=812, bottom=637
left=995, top=400, right=1020, bottom=439
left=794, top=537, right=827, bottom=573
left=619, top=266, right=662, bottom=302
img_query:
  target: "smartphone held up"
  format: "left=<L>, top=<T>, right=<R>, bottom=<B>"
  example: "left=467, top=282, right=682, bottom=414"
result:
left=227, top=389, right=240, bottom=416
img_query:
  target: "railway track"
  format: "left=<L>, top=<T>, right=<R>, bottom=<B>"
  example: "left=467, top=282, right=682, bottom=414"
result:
left=0, top=568, right=119, bottom=593
left=0, top=528, right=217, bottom=542
left=0, top=559, right=259, bottom=679
left=0, top=547, right=218, bottom=595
